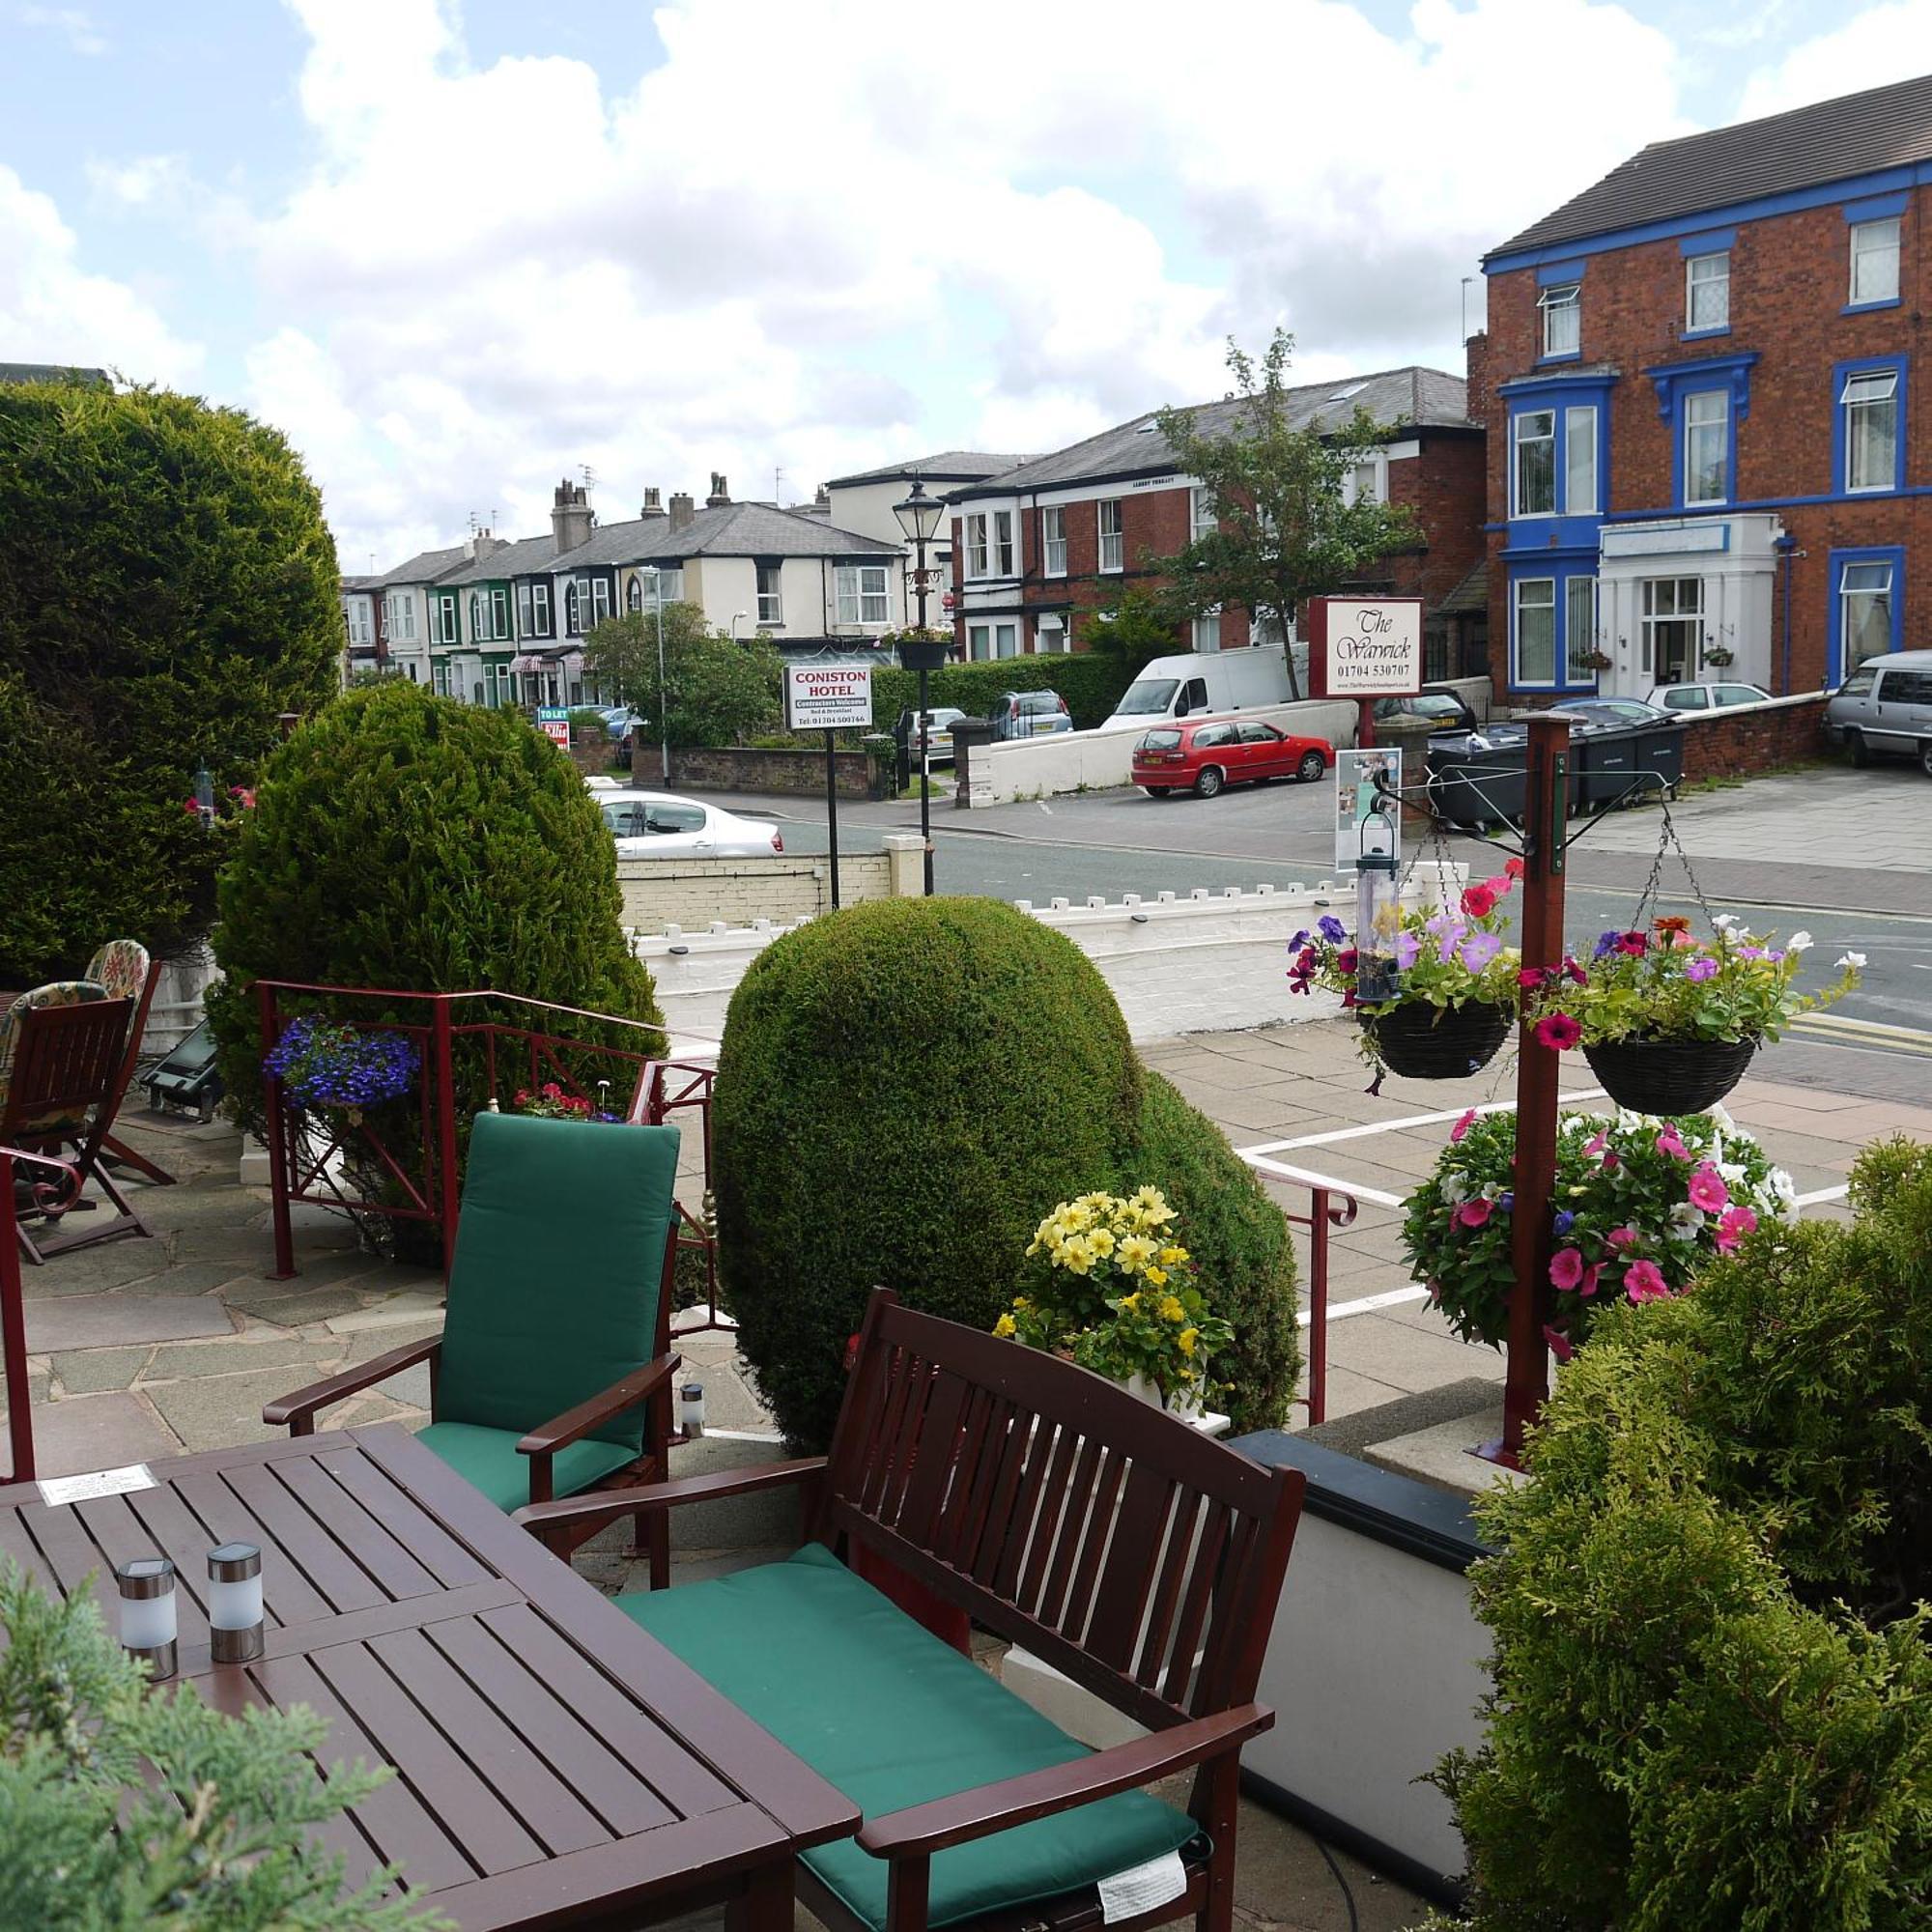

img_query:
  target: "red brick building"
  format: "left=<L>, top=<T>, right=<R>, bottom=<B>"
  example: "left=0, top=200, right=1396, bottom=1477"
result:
left=1477, top=72, right=1932, bottom=705
left=946, top=368, right=1487, bottom=679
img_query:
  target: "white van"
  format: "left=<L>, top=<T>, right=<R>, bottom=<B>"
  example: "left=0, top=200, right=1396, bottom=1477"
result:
left=1099, top=645, right=1301, bottom=731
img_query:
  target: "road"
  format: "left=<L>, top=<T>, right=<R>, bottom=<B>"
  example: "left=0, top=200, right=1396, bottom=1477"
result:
left=723, top=767, right=1932, bottom=1097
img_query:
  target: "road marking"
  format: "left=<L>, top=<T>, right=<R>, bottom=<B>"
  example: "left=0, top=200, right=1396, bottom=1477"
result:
left=1243, top=1156, right=1405, bottom=1208
left=1298, top=1284, right=1432, bottom=1326
left=1791, top=1011, right=1932, bottom=1042
left=1239, top=1090, right=1607, bottom=1158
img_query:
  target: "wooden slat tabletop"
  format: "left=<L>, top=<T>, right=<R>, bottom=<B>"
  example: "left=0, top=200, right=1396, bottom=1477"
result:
left=0, top=1426, right=857, bottom=1931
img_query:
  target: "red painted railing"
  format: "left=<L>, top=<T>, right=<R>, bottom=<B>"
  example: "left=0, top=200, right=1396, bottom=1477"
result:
left=0, top=1147, right=81, bottom=1483
left=1285, top=1182, right=1359, bottom=1430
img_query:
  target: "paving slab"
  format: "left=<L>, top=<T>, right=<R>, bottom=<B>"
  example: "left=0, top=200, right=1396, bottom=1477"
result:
left=18, top=1390, right=184, bottom=1477
left=25, top=1293, right=235, bottom=1353
left=220, top=1284, right=379, bottom=1328
left=145, top=1364, right=328, bottom=1452
left=49, top=1346, right=153, bottom=1395
left=139, top=1336, right=343, bottom=1383
left=1367, top=1404, right=1528, bottom=1500
left=18, top=1238, right=178, bottom=1297
left=325, top=1291, right=445, bottom=1334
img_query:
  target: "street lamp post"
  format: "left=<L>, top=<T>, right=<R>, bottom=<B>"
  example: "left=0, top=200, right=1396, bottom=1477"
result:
left=893, top=478, right=949, bottom=896
left=644, top=567, right=669, bottom=784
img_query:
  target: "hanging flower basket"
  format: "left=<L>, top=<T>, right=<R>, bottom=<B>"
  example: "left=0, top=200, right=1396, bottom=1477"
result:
left=1581, top=1035, right=1758, bottom=1114
left=1359, top=1000, right=1514, bottom=1079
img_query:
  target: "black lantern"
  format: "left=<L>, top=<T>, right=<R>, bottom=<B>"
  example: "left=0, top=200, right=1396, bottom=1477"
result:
left=892, top=477, right=946, bottom=549
left=891, top=477, right=949, bottom=895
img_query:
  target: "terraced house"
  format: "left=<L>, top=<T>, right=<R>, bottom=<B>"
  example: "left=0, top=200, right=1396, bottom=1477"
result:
left=1477, top=71, right=1932, bottom=704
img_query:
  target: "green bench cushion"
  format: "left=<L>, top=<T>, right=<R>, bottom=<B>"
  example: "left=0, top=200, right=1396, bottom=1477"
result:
left=412, top=1421, right=637, bottom=1514
left=619, top=1543, right=1197, bottom=1930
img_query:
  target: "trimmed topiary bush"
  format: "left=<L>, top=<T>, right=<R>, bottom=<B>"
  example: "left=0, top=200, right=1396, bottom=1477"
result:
left=0, top=381, right=342, bottom=983
left=1433, top=1136, right=1932, bottom=1931
left=208, top=680, right=664, bottom=1133
left=712, top=896, right=1297, bottom=1448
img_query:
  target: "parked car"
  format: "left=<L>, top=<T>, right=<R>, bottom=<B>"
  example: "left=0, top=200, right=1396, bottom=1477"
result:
left=1645, top=681, right=1772, bottom=712
left=1549, top=697, right=1673, bottom=727
left=600, top=706, right=645, bottom=745
left=1133, top=719, right=1333, bottom=798
left=1825, top=649, right=1932, bottom=773
left=1373, top=691, right=1478, bottom=732
left=988, top=690, right=1072, bottom=740
left=597, top=790, right=783, bottom=857
left=895, top=705, right=966, bottom=765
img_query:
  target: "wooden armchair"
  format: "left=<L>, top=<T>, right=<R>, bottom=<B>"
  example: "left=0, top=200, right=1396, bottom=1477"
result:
left=266, top=1111, right=683, bottom=1579
left=517, top=1288, right=1308, bottom=1932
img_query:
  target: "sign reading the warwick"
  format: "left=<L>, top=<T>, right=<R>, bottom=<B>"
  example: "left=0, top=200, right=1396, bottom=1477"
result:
left=1306, top=596, right=1423, bottom=698
left=784, top=663, right=873, bottom=731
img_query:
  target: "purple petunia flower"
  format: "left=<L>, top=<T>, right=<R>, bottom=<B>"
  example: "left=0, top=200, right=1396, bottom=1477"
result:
left=1552, top=1208, right=1576, bottom=1236
left=1685, top=956, right=1719, bottom=981
left=1394, top=931, right=1421, bottom=970
left=1318, top=915, right=1348, bottom=944
left=1461, top=931, right=1503, bottom=971
left=1592, top=929, right=1623, bottom=961
left=1289, top=929, right=1310, bottom=951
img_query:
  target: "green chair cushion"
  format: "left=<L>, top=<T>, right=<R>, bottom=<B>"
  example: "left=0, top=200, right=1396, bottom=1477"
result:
left=436, top=1112, right=679, bottom=1453
left=412, top=1421, right=638, bottom=1515
left=619, top=1543, right=1197, bottom=1930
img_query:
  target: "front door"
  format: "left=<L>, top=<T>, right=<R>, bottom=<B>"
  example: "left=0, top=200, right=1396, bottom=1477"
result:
left=1640, top=577, right=1703, bottom=687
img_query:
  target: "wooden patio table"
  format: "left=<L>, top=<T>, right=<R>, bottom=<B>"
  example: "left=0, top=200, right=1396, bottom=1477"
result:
left=0, top=1424, right=858, bottom=1930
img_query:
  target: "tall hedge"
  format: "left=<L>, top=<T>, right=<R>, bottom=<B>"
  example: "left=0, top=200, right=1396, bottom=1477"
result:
left=208, top=682, right=664, bottom=1126
left=0, top=382, right=342, bottom=983
left=1434, top=1137, right=1932, bottom=1930
left=712, top=897, right=1297, bottom=1447
left=872, top=653, right=1133, bottom=731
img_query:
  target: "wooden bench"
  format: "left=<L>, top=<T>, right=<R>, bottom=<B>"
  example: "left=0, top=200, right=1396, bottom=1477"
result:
left=517, top=1287, right=1308, bottom=1932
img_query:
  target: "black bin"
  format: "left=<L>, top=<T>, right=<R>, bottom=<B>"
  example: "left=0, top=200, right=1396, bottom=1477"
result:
left=1424, top=728, right=1529, bottom=830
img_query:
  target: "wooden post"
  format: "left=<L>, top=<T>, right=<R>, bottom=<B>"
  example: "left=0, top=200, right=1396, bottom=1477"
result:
left=1497, top=713, right=1571, bottom=1465
left=824, top=728, right=841, bottom=910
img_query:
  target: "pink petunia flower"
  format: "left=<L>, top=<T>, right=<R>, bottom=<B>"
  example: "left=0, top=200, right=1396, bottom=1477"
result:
left=1624, top=1258, right=1669, bottom=1302
left=1504, top=857, right=1526, bottom=880
left=1457, top=1198, right=1494, bottom=1229
left=1450, top=1108, right=1478, bottom=1143
left=1583, top=1129, right=1607, bottom=1157
left=1548, top=1246, right=1585, bottom=1291
left=1535, top=1012, right=1581, bottom=1051
left=1579, top=1264, right=1602, bottom=1298
left=1616, top=930, right=1649, bottom=956
left=1479, top=874, right=1514, bottom=899
left=1655, top=1125, right=1692, bottom=1161
left=1687, top=1164, right=1730, bottom=1213
left=1461, top=884, right=1498, bottom=919
left=1542, top=1323, right=1576, bottom=1363
left=1606, top=1225, right=1639, bottom=1250
left=1563, top=957, right=1588, bottom=985
left=1714, top=1205, right=1758, bottom=1254
left=1518, top=966, right=1547, bottom=990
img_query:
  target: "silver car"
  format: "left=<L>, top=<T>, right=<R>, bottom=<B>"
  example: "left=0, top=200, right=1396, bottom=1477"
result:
left=1825, top=649, right=1932, bottom=774
left=1645, top=681, right=1773, bottom=712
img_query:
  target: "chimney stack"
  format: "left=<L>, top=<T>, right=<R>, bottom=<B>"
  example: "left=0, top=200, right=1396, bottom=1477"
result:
left=668, top=491, right=695, bottom=531
left=640, top=486, right=666, bottom=519
left=706, top=470, right=730, bottom=508
left=551, top=477, right=593, bottom=554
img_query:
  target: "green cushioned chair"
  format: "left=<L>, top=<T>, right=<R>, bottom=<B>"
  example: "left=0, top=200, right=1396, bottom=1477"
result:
left=622, top=1544, right=1198, bottom=1931
left=266, top=1111, right=683, bottom=1577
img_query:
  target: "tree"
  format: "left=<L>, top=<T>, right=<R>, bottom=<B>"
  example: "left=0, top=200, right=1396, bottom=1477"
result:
left=1148, top=331, right=1422, bottom=698
left=1081, top=585, right=1187, bottom=677
left=582, top=605, right=782, bottom=749
left=0, top=381, right=343, bottom=983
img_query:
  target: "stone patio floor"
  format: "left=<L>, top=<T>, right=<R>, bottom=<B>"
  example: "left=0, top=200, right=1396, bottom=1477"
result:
left=11, top=1015, right=1926, bottom=1930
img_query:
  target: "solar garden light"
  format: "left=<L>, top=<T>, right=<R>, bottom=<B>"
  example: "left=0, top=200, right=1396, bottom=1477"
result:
left=1354, top=789, right=1404, bottom=1006
left=681, top=1382, right=706, bottom=1437
left=192, top=761, right=216, bottom=831
left=208, top=1543, right=265, bottom=1663
left=116, top=1557, right=178, bottom=1680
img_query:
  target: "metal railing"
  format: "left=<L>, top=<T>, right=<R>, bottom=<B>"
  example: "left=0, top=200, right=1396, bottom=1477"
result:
left=1283, top=1180, right=1359, bottom=1429
left=0, top=1147, right=82, bottom=1483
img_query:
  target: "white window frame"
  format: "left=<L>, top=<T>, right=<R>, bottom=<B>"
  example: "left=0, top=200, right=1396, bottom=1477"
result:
left=1849, top=216, right=1900, bottom=305
left=964, top=512, right=990, bottom=580
left=967, top=620, right=1016, bottom=661
left=1036, top=612, right=1069, bottom=653
left=1841, top=368, right=1899, bottom=493
left=1512, top=410, right=1556, bottom=518
left=1684, top=389, right=1729, bottom=505
left=1639, top=576, right=1704, bottom=676
left=491, top=585, right=510, bottom=639
left=835, top=564, right=890, bottom=625
left=1685, top=251, right=1729, bottom=330
left=1041, top=505, right=1066, bottom=578
left=1513, top=577, right=1557, bottom=687
left=1340, top=456, right=1386, bottom=507
left=991, top=509, right=1015, bottom=577
left=563, top=581, right=582, bottom=637
left=435, top=592, right=459, bottom=645
left=590, top=577, right=611, bottom=626
left=625, top=575, right=643, bottom=613
left=344, top=599, right=371, bottom=646
left=1565, top=577, right=1598, bottom=679
left=1192, top=611, right=1222, bottom=653
left=1839, top=560, right=1894, bottom=670
left=968, top=621, right=990, bottom=661
left=385, top=592, right=415, bottom=642
left=755, top=563, right=782, bottom=626
left=1098, top=498, right=1124, bottom=573
left=1190, top=486, right=1217, bottom=540
left=1564, top=405, right=1597, bottom=515
left=1539, top=283, right=1580, bottom=357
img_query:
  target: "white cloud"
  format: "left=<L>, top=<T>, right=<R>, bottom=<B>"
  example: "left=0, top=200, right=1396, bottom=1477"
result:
left=1736, top=1, right=1932, bottom=118
left=0, top=163, right=202, bottom=383
left=19, top=6, right=106, bottom=57
left=233, top=0, right=1695, bottom=564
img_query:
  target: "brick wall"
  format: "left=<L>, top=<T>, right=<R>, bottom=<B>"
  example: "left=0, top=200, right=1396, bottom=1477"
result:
left=1481, top=188, right=1932, bottom=702
left=616, top=838, right=922, bottom=933
left=632, top=744, right=871, bottom=797
left=1385, top=428, right=1488, bottom=611
left=1675, top=693, right=1831, bottom=782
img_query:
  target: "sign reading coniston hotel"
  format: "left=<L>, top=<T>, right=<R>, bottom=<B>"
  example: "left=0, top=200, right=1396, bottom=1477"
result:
left=1305, top=596, right=1424, bottom=698
left=784, top=663, right=874, bottom=731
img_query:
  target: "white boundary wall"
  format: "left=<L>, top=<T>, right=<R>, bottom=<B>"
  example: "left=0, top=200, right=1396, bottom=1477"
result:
left=965, top=699, right=1363, bottom=807
left=636, top=862, right=1463, bottom=1047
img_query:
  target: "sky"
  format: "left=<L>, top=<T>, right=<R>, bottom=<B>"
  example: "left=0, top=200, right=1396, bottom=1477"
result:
left=4, top=0, right=1928, bottom=570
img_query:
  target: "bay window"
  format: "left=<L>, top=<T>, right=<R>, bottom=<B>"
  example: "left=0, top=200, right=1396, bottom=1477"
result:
left=1564, top=405, right=1597, bottom=514
left=1514, top=577, right=1556, bottom=684
left=1565, top=578, right=1598, bottom=677
left=1513, top=410, right=1555, bottom=516
left=1684, top=389, right=1729, bottom=503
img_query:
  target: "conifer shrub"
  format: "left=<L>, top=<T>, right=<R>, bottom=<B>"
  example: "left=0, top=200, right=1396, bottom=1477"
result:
left=208, top=681, right=664, bottom=1142
left=1434, top=1136, right=1932, bottom=1931
left=712, top=896, right=1297, bottom=1448
left=0, top=381, right=341, bottom=983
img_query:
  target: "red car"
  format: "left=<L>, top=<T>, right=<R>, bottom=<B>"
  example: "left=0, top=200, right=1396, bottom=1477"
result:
left=1133, top=718, right=1334, bottom=798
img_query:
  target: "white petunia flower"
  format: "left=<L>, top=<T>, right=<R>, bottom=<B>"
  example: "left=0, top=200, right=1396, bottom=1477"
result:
left=1787, top=930, right=1813, bottom=952
left=1441, top=1174, right=1468, bottom=1205
left=1836, top=951, right=1866, bottom=970
left=1669, top=1202, right=1706, bottom=1235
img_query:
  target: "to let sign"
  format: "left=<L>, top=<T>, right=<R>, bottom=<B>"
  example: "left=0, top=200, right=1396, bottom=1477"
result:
left=784, top=663, right=873, bottom=731
left=1306, top=597, right=1423, bottom=698
left=535, top=706, right=571, bottom=748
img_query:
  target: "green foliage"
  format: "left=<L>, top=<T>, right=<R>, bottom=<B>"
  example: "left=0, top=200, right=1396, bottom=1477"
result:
left=207, top=681, right=664, bottom=1135
left=1437, top=1137, right=1932, bottom=1929
left=582, top=604, right=781, bottom=747
left=0, top=1565, right=440, bottom=1929
left=567, top=706, right=611, bottom=739
left=0, top=381, right=343, bottom=982
left=871, top=653, right=1131, bottom=731
left=712, top=898, right=1296, bottom=1448
left=1148, top=331, right=1421, bottom=699
left=1080, top=587, right=1188, bottom=676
